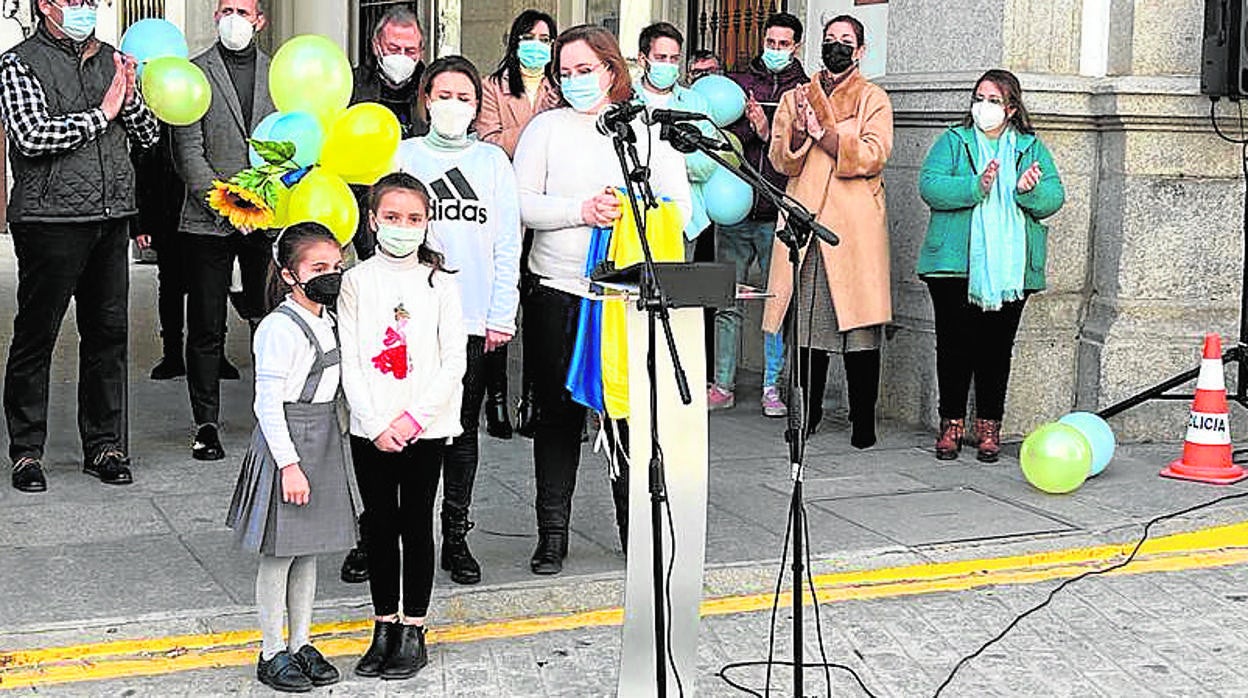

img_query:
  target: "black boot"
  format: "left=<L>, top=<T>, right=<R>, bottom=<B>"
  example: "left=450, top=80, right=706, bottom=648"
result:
left=515, top=379, right=537, bottom=439
left=799, top=347, right=830, bottom=436
left=150, top=336, right=185, bottom=380
left=340, top=546, right=369, bottom=584
left=257, top=650, right=313, bottom=693
left=380, top=624, right=428, bottom=680
left=484, top=345, right=514, bottom=439
left=354, top=620, right=400, bottom=678
left=530, top=530, right=568, bottom=575
left=440, top=511, right=482, bottom=585
left=844, top=349, right=880, bottom=449
left=611, top=474, right=629, bottom=551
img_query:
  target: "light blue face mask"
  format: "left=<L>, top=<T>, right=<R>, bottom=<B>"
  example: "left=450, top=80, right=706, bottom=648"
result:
left=761, top=48, right=792, bottom=73
left=561, top=70, right=606, bottom=112
left=517, top=40, right=551, bottom=71
left=56, top=4, right=97, bottom=43
left=646, top=61, right=679, bottom=91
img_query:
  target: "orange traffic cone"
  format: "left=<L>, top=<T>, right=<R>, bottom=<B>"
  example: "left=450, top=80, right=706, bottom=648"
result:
left=1161, top=333, right=1247, bottom=485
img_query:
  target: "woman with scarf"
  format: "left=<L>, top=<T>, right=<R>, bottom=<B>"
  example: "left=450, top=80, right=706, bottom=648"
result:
left=917, top=69, right=1065, bottom=462
left=764, top=15, right=893, bottom=449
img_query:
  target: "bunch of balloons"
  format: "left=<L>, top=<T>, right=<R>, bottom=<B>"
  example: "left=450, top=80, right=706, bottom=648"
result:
left=120, top=19, right=210, bottom=126
left=1020, top=412, right=1116, bottom=494
left=691, top=75, right=752, bottom=226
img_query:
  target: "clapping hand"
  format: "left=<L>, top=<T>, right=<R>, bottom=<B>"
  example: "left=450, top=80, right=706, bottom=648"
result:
left=745, top=93, right=769, bottom=138
left=1016, top=162, right=1042, bottom=193
left=100, top=53, right=128, bottom=120
left=979, top=159, right=1000, bottom=195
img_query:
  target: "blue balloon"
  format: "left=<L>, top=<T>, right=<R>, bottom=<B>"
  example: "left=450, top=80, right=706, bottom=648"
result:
left=691, top=74, right=746, bottom=127
left=120, top=19, right=188, bottom=76
left=249, top=111, right=325, bottom=169
left=703, top=166, right=752, bottom=225
left=1058, top=412, right=1116, bottom=476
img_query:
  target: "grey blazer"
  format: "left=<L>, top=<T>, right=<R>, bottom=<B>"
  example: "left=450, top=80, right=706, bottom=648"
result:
left=171, top=44, right=276, bottom=236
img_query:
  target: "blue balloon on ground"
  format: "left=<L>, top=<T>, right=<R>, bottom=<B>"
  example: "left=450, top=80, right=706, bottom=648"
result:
left=120, top=19, right=188, bottom=76
left=249, top=111, right=325, bottom=168
left=703, top=166, right=752, bottom=225
left=691, top=75, right=746, bottom=127
left=1058, top=411, right=1116, bottom=476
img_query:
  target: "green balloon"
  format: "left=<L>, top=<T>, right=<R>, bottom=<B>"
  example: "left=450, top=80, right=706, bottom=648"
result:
left=1020, top=423, right=1092, bottom=494
left=141, top=57, right=210, bottom=126
left=269, top=35, right=353, bottom=128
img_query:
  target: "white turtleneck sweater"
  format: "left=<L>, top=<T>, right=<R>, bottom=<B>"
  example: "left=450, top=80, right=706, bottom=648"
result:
left=513, top=107, right=693, bottom=280
left=338, top=250, right=467, bottom=441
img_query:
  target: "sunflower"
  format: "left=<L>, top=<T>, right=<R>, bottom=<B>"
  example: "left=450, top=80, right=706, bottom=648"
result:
left=206, top=180, right=275, bottom=231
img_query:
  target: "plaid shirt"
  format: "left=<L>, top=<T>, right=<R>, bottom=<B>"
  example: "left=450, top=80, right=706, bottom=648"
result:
left=0, top=51, right=159, bottom=158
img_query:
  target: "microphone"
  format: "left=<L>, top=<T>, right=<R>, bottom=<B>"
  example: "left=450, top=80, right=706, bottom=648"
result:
left=595, top=101, right=646, bottom=136
left=664, top=122, right=733, bottom=152
left=642, top=108, right=711, bottom=125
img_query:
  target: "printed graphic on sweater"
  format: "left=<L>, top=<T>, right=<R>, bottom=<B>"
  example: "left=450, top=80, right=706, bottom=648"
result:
left=371, top=304, right=411, bottom=379
left=428, top=167, right=489, bottom=224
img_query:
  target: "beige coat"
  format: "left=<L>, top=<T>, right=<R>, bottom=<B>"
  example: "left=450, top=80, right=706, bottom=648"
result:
left=475, top=72, right=558, bottom=158
left=762, top=70, right=894, bottom=333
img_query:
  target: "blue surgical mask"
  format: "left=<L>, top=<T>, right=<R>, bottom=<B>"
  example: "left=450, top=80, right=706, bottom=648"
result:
left=56, top=4, right=97, bottom=43
left=761, top=48, right=792, bottom=73
left=517, top=40, right=551, bottom=71
left=376, top=223, right=426, bottom=258
left=646, top=61, right=679, bottom=91
left=561, top=71, right=605, bottom=113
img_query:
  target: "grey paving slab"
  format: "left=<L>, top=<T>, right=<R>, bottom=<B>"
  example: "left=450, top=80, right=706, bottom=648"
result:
left=0, top=498, right=170, bottom=547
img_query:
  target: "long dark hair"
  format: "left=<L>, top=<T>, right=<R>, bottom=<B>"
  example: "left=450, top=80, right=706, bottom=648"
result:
left=961, top=69, right=1035, bottom=135
left=265, top=222, right=340, bottom=312
left=550, top=24, right=634, bottom=108
left=420, top=55, right=484, bottom=120
left=491, top=9, right=557, bottom=99
left=367, top=172, right=453, bottom=286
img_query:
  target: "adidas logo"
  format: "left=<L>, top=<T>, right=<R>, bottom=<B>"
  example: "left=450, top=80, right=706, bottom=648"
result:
left=428, top=168, right=490, bottom=224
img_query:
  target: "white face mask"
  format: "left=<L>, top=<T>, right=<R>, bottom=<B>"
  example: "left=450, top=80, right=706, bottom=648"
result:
left=217, top=14, right=255, bottom=52
left=380, top=53, right=418, bottom=85
left=376, top=222, right=427, bottom=258
left=428, top=99, right=476, bottom=139
left=971, top=101, right=1007, bottom=133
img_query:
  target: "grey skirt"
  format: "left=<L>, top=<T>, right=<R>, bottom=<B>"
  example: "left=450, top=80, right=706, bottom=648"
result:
left=226, top=401, right=359, bottom=557
left=795, top=247, right=883, bottom=353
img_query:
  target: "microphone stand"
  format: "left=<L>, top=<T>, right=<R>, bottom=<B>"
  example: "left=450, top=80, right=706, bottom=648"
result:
left=606, top=115, right=692, bottom=698
left=659, top=122, right=836, bottom=698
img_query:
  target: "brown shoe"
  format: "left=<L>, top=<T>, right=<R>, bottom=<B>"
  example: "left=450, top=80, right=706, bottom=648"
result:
left=975, top=419, right=1002, bottom=463
left=935, top=418, right=964, bottom=460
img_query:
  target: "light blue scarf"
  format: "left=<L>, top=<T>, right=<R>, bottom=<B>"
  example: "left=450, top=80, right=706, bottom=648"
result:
left=968, top=128, right=1027, bottom=310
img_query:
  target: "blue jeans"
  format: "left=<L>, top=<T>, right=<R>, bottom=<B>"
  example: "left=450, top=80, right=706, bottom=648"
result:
left=713, top=219, right=785, bottom=389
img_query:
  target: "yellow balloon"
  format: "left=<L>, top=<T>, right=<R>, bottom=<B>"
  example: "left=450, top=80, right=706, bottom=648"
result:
left=271, top=183, right=292, bottom=228
left=320, top=103, right=401, bottom=179
left=269, top=35, right=353, bottom=127
left=285, top=169, right=359, bottom=246
left=343, top=164, right=394, bottom=186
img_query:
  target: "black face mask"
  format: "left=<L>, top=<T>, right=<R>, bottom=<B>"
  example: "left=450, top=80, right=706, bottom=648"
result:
left=296, top=271, right=342, bottom=306
left=822, top=41, right=856, bottom=74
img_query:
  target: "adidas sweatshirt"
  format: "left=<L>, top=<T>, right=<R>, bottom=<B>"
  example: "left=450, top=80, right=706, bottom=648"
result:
left=513, top=107, right=692, bottom=280
left=395, top=138, right=522, bottom=336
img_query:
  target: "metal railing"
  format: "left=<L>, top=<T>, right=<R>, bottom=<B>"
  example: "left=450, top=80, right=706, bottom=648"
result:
left=119, top=0, right=165, bottom=29
left=688, top=0, right=785, bottom=73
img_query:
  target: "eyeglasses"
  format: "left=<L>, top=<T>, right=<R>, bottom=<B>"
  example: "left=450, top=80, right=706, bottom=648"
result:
left=688, top=69, right=722, bottom=79
left=520, top=34, right=553, bottom=45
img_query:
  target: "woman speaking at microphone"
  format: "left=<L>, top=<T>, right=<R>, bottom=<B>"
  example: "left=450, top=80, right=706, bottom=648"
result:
left=513, top=24, right=691, bottom=575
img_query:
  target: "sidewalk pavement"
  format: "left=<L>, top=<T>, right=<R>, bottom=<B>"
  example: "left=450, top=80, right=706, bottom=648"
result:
left=3, top=247, right=1248, bottom=692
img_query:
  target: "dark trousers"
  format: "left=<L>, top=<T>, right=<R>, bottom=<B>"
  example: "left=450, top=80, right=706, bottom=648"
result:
left=350, top=436, right=444, bottom=618
left=523, top=278, right=588, bottom=535
left=483, top=343, right=509, bottom=406
left=153, top=228, right=187, bottom=357
left=443, top=335, right=486, bottom=519
left=925, top=277, right=1028, bottom=421
left=4, top=221, right=129, bottom=462
left=184, top=231, right=272, bottom=426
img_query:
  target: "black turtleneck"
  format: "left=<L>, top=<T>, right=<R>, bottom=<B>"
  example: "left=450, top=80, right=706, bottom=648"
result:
left=218, top=41, right=257, bottom=126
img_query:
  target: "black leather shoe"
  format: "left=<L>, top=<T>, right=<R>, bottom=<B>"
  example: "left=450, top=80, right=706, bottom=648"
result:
left=149, top=356, right=186, bottom=380
left=192, top=424, right=225, bottom=461
left=485, top=399, right=514, bottom=439
left=529, top=532, right=568, bottom=575
left=220, top=356, right=241, bottom=380
left=440, top=517, right=481, bottom=585
left=340, top=546, right=370, bottom=584
left=83, top=450, right=133, bottom=486
left=11, top=457, right=46, bottom=493
left=355, top=621, right=400, bottom=678
left=257, top=650, right=313, bottom=693
left=292, top=644, right=340, bottom=687
left=515, top=390, right=537, bottom=439
left=380, top=624, right=428, bottom=681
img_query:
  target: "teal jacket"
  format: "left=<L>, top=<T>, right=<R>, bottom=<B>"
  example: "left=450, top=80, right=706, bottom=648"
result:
left=916, top=125, right=1065, bottom=290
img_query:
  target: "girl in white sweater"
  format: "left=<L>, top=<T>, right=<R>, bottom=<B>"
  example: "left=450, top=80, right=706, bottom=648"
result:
left=338, top=173, right=467, bottom=681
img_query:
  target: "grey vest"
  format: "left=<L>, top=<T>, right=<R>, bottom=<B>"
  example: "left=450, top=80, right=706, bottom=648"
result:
left=7, top=29, right=137, bottom=224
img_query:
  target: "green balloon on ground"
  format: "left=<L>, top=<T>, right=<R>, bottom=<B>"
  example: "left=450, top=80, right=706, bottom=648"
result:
left=1020, top=422, right=1092, bottom=494
left=141, top=57, right=211, bottom=126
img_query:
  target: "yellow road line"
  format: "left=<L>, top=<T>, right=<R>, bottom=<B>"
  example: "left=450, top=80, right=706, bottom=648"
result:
left=3, top=521, right=1247, bottom=689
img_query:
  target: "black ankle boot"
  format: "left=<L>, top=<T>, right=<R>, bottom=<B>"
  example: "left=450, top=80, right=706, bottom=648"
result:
left=484, top=346, right=514, bottom=439
left=530, top=531, right=568, bottom=575
left=354, top=620, right=400, bottom=678
left=515, top=381, right=537, bottom=439
left=340, top=546, right=369, bottom=584
left=799, top=347, right=830, bottom=436
left=440, top=512, right=481, bottom=585
left=844, top=349, right=880, bottom=449
left=380, top=624, right=428, bottom=680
